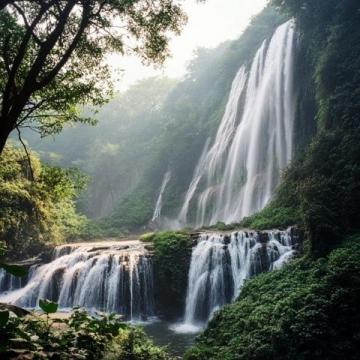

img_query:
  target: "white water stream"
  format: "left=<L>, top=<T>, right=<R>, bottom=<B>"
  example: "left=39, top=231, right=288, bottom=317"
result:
left=152, top=170, right=172, bottom=222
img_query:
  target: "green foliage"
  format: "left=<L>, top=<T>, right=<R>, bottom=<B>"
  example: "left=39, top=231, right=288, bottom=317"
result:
left=0, top=305, right=171, bottom=360
left=39, top=299, right=58, bottom=314
left=185, top=235, right=360, bottom=360
left=107, top=190, right=154, bottom=232
left=0, top=1, right=186, bottom=152
left=0, top=303, right=171, bottom=360
left=140, top=232, right=156, bottom=243
left=0, top=145, right=87, bottom=258
left=0, top=311, right=9, bottom=328
left=241, top=205, right=299, bottom=230
left=80, top=219, right=126, bottom=240
left=0, top=308, right=122, bottom=359
left=104, top=327, right=174, bottom=360
left=151, top=231, right=193, bottom=318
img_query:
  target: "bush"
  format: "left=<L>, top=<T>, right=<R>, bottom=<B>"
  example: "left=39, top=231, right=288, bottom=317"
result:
left=240, top=203, right=300, bottom=230
left=0, top=309, right=125, bottom=359
left=140, top=232, right=156, bottom=243
left=104, top=327, right=174, bottom=360
left=0, top=307, right=173, bottom=360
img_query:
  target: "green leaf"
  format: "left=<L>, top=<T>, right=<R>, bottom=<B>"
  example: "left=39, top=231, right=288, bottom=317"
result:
left=0, top=263, right=28, bottom=277
left=39, top=299, right=58, bottom=314
left=0, top=310, right=9, bottom=327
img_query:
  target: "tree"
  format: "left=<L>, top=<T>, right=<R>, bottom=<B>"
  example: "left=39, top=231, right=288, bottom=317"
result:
left=0, top=0, right=186, bottom=153
left=0, top=144, right=87, bottom=257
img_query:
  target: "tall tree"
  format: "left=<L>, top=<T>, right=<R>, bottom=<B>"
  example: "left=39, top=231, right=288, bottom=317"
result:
left=0, top=0, right=186, bottom=153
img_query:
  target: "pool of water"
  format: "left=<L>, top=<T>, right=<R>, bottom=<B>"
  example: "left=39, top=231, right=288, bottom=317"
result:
left=142, top=320, right=200, bottom=356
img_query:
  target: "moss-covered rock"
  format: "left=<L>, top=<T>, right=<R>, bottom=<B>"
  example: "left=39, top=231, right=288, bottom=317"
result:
left=146, top=231, right=194, bottom=319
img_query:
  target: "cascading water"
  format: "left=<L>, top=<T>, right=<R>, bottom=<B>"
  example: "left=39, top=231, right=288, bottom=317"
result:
left=175, top=228, right=298, bottom=332
left=177, top=21, right=296, bottom=228
left=152, top=170, right=172, bottom=222
left=0, top=241, right=155, bottom=321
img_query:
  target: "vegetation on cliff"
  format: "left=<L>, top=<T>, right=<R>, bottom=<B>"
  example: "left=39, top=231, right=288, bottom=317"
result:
left=0, top=145, right=87, bottom=258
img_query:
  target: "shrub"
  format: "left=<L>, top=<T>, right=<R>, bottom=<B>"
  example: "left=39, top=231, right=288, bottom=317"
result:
left=104, top=327, right=174, bottom=360
left=0, top=307, right=173, bottom=360
left=140, top=232, right=156, bottom=243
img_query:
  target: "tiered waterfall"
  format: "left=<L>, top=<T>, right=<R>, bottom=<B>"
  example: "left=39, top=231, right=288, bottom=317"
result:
left=0, top=241, right=154, bottom=321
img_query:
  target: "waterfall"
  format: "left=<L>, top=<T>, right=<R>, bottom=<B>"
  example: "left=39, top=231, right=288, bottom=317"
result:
left=152, top=170, right=172, bottom=222
left=177, top=21, right=296, bottom=227
left=0, top=241, right=155, bottom=321
left=175, top=228, right=298, bottom=332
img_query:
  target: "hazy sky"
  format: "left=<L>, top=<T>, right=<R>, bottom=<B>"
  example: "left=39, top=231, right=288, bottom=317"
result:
left=109, top=0, right=268, bottom=91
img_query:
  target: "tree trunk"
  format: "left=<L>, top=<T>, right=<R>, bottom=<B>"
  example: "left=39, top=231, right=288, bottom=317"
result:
left=0, top=119, right=13, bottom=154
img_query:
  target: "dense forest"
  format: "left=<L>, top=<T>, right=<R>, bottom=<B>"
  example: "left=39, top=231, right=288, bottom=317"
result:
left=1, top=0, right=360, bottom=359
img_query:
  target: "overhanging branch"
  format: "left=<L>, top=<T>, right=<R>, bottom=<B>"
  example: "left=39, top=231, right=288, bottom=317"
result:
left=15, top=126, right=34, bottom=181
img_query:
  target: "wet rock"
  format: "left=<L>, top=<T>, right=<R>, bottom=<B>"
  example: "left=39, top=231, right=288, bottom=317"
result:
left=0, top=303, right=30, bottom=317
left=258, top=232, right=269, bottom=244
left=224, top=235, right=231, bottom=245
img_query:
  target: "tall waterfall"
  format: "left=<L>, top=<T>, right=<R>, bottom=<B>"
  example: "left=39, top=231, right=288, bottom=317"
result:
left=0, top=241, right=154, bottom=321
left=176, top=228, right=298, bottom=332
left=178, top=21, right=296, bottom=227
left=152, top=170, right=172, bottom=222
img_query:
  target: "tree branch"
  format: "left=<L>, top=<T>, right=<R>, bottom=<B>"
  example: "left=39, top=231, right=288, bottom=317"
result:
left=5, top=1, right=75, bottom=123
left=12, top=2, right=43, bottom=45
left=35, top=2, right=92, bottom=89
left=2, top=34, right=12, bottom=75
left=17, top=99, right=46, bottom=125
left=2, top=1, right=54, bottom=117
left=16, top=126, right=34, bottom=181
